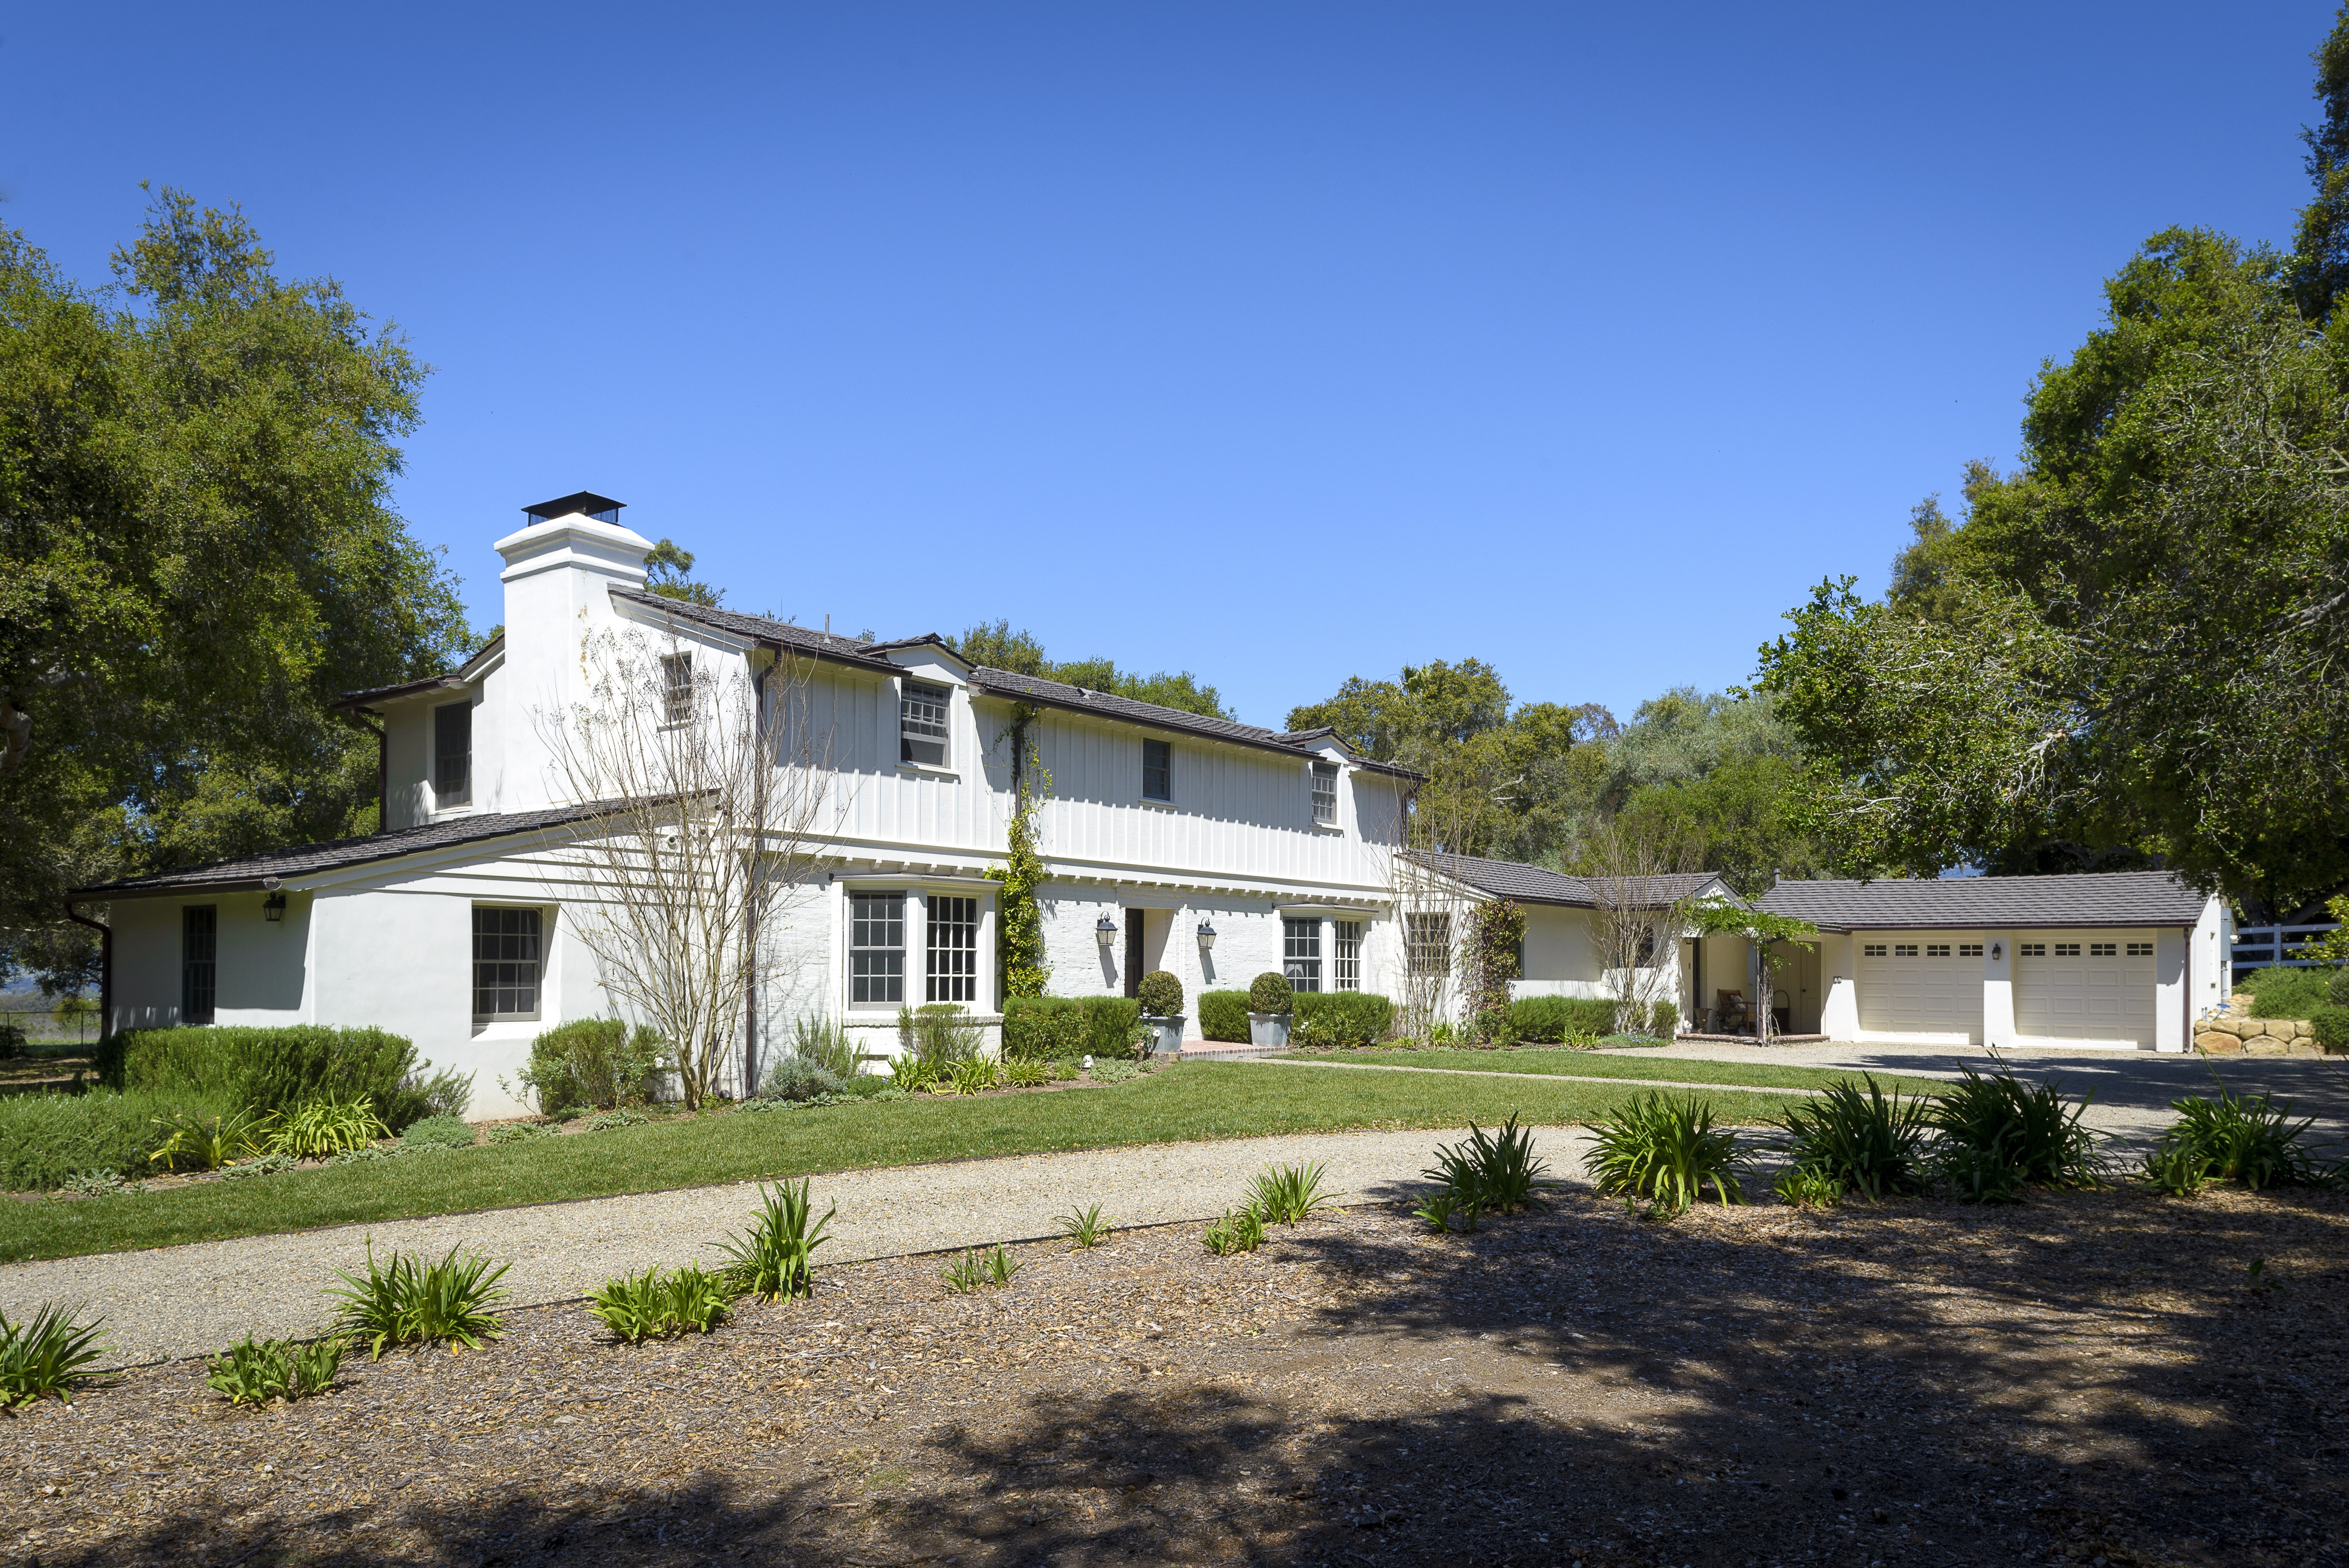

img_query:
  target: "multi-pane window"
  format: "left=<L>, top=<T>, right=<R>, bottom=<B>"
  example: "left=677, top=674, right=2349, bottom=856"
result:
left=660, top=653, right=695, bottom=725
left=1333, top=920, right=1362, bottom=991
left=1893, top=944, right=1919, bottom=957
left=850, top=892, right=906, bottom=1004
left=1310, top=761, right=1338, bottom=826
left=1959, top=943, right=1984, bottom=957
left=472, top=907, right=541, bottom=1019
left=2054, top=943, right=2082, bottom=957
left=1926, top=944, right=1951, bottom=957
left=1863, top=943, right=1887, bottom=957
left=2126, top=941, right=2153, bottom=957
left=927, top=896, right=979, bottom=1003
left=2089, top=942, right=2117, bottom=957
left=1142, top=738, right=1172, bottom=802
left=182, top=906, right=217, bottom=1025
left=900, top=682, right=949, bottom=767
left=2020, top=943, right=2047, bottom=957
left=1283, top=919, right=1322, bottom=993
left=434, top=701, right=471, bottom=804
left=1405, top=912, right=1451, bottom=978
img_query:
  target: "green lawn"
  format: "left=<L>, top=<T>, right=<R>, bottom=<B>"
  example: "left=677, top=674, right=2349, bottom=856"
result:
left=0, top=1062, right=1802, bottom=1265
left=1279, top=1046, right=1951, bottom=1096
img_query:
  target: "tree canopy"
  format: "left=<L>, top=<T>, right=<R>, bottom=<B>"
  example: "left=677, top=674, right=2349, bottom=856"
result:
left=1, top=190, right=471, bottom=988
left=953, top=619, right=1233, bottom=718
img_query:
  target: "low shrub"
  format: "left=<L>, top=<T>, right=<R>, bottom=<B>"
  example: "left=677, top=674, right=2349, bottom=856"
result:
left=1202, top=1204, right=1265, bottom=1255
left=719, top=1179, right=834, bottom=1300
left=581, top=1108, right=650, bottom=1131
left=1929, top=1066, right=2104, bottom=1200
left=899, top=1003, right=985, bottom=1068
left=399, top=1114, right=475, bottom=1152
left=1291, top=992, right=1394, bottom=1048
left=268, top=1097, right=390, bottom=1159
left=0, top=1022, right=25, bottom=1060
left=1585, top=1093, right=1748, bottom=1216
left=1647, top=1001, right=1681, bottom=1039
left=2144, top=1085, right=2334, bottom=1192
left=205, top=1335, right=344, bottom=1407
left=2238, top=964, right=2336, bottom=1020
left=1, top=1304, right=109, bottom=1408
left=1248, top=972, right=1293, bottom=1014
left=760, top=1056, right=846, bottom=1103
left=948, top=1057, right=999, bottom=1095
left=1002, top=997, right=1088, bottom=1059
left=787, top=1014, right=858, bottom=1078
left=1771, top=1075, right=1931, bottom=1202
left=487, top=1121, right=559, bottom=1144
left=1081, top=996, right=1144, bottom=1058
left=889, top=1056, right=939, bottom=1093
left=98, top=1025, right=429, bottom=1127
left=147, top=1104, right=273, bottom=1173
left=589, top=1265, right=732, bottom=1342
left=1137, top=970, right=1184, bottom=1017
left=0, top=1088, right=233, bottom=1191
left=941, top=1243, right=1021, bottom=1292
left=1424, top=1114, right=1553, bottom=1215
left=1198, top=991, right=1252, bottom=1043
left=1505, top=996, right=1618, bottom=1044
left=386, top=1063, right=476, bottom=1128
left=1248, top=1161, right=1333, bottom=1223
left=2313, top=1003, right=2349, bottom=1053
left=512, top=1020, right=666, bottom=1116
left=326, top=1243, right=511, bottom=1358
left=1004, top=1057, right=1050, bottom=1088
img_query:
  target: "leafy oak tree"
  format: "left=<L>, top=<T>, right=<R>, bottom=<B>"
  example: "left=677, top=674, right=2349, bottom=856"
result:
left=953, top=618, right=1232, bottom=718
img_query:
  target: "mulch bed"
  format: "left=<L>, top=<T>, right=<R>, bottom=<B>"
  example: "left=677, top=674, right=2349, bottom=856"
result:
left=6, top=1184, right=2345, bottom=1567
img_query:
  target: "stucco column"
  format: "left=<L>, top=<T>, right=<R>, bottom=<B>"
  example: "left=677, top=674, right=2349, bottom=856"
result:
left=1817, top=932, right=1858, bottom=1040
left=2153, top=927, right=2188, bottom=1052
left=1983, top=931, right=2017, bottom=1049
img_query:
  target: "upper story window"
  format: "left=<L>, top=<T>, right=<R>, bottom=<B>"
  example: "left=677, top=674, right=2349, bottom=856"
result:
left=660, top=653, right=694, bottom=725
left=900, top=682, right=949, bottom=767
left=1311, top=761, right=1338, bottom=825
left=433, top=701, right=471, bottom=805
left=182, top=905, right=217, bottom=1025
left=1142, top=738, right=1172, bottom=802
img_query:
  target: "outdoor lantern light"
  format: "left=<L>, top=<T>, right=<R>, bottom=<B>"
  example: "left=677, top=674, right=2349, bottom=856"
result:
left=1196, top=920, right=1217, bottom=950
left=262, top=893, right=286, bottom=923
left=1991, top=941, right=2004, bottom=961
left=1095, top=914, right=1118, bottom=950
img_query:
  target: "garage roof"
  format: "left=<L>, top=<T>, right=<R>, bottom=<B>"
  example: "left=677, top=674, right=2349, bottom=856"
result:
left=1759, top=871, right=2214, bottom=931
left=1415, top=853, right=1727, bottom=909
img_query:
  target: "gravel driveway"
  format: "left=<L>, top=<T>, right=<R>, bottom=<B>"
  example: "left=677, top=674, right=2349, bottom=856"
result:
left=1, top=1125, right=1599, bottom=1369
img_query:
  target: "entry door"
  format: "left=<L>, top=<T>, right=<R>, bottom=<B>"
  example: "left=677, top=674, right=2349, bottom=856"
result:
left=1124, top=909, right=1145, bottom=998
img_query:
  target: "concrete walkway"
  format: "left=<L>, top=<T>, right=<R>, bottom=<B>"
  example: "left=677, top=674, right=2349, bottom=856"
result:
left=1, top=1125, right=1598, bottom=1370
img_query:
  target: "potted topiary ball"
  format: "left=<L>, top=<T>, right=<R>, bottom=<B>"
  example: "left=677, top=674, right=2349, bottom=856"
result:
left=1136, top=970, right=1186, bottom=1056
left=1248, top=971, right=1295, bottom=1049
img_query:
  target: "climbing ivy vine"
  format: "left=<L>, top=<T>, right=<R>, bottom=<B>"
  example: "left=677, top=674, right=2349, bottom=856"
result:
left=987, top=704, right=1052, bottom=1000
left=1465, top=898, right=1525, bottom=1046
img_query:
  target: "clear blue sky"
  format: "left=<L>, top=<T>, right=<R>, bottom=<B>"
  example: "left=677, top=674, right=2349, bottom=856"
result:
left=3, top=4, right=2332, bottom=728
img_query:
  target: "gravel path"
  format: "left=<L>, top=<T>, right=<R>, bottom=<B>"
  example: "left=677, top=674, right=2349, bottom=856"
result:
left=1, top=1125, right=1599, bottom=1370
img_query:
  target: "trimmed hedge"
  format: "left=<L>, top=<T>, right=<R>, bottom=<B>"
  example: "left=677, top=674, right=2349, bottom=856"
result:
left=1505, top=996, right=1617, bottom=1043
left=518, top=1019, right=666, bottom=1115
left=0, top=1087, right=232, bottom=1191
left=1200, top=991, right=1252, bottom=1043
left=2314, top=1003, right=2349, bottom=1052
left=1002, top=996, right=1144, bottom=1060
left=1248, top=972, right=1293, bottom=1014
left=94, top=1025, right=459, bottom=1130
left=1137, top=971, right=1184, bottom=1018
left=1293, top=992, right=1393, bottom=1047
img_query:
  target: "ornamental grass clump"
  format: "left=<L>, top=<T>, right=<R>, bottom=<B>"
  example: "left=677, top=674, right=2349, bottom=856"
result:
left=941, top=1244, right=1021, bottom=1293
left=2142, top=1085, right=2336, bottom=1195
left=268, top=1096, right=390, bottom=1159
left=148, top=1104, right=274, bottom=1173
left=717, top=1179, right=834, bottom=1301
left=1770, top=1075, right=1931, bottom=1202
left=1247, top=1161, right=1333, bottom=1224
left=204, top=1335, right=344, bottom=1407
left=1202, top=1204, right=1265, bottom=1256
left=588, top=1264, right=733, bottom=1342
left=1423, top=1114, right=1553, bottom=1217
left=0, top=1305, right=109, bottom=1407
left=1056, top=1202, right=1112, bottom=1248
left=1585, top=1093, right=1747, bottom=1217
left=326, top=1242, right=510, bottom=1358
left=1929, top=1065, right=2104, bottom=1201
left=948, top=1057, right=999, bottom=1095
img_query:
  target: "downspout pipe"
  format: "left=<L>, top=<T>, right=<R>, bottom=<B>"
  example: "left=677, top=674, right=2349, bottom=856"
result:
left=61, top=898, right=112, bottom=1045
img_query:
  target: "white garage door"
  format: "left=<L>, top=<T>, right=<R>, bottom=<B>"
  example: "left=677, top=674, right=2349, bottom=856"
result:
left=2015, top=932, right=2156, bottom=1046
left=1856, top=934, right=1986, bottom=1041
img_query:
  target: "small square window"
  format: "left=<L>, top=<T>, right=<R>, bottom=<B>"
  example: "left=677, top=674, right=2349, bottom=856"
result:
left=900, top=682, right=949, bottom=767
left=1926, top=944, right=1951, bottom=958
left=2126, top=941, right=2153, bottom=957
left=1893, top=943, right=1919, bottom=957
left=2053, top=942, right=2081, bottom=957
left=1142, top=738, right=1171, bottom=803
left=2020, top=943, right=2046, bottom=957
left=2089, top=942, right=2117, bottom=957
left=1958, top=944, right=1983, bottom=957
left=1862, top=943, right=1886, bottom=957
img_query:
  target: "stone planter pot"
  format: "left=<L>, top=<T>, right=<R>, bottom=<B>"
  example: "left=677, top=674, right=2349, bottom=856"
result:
left=1249, top=1012, right=1291, bottom=1049
left=1141, top=1015, right=1186, bottom=1056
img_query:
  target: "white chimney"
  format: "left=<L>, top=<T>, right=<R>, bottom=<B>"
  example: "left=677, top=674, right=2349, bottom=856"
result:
left=492, top=491, right=652, bottom=812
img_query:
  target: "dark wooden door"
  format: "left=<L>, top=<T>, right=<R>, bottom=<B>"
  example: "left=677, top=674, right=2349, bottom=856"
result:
left=1124, top=909, right=1145, bottom=998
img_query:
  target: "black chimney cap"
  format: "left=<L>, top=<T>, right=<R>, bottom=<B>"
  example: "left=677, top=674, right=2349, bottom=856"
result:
left=523, top=491, right=625, bottom=525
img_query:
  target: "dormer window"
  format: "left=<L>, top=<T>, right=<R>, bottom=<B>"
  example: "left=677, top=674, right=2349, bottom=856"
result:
left=1311, top=761, right=1338, bottom=825
left=900, top=681, right=949, bottom=767
left=434, top=701, right=471, bottom=805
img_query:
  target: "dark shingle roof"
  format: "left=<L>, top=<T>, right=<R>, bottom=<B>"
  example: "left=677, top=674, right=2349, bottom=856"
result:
left=335, top=635, right=506, bottom=710
left=1759, top=871, right=2214, bottom=931
left=1415, top=853, right=1724, bottom=909
left=73, top=804, right=605, bottom=898
left=607, top=590, right=905, bottom=673
left=967, top=667, right=1424, bottom=779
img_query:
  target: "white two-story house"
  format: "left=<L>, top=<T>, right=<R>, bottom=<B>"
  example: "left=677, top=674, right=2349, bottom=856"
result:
left=74, top=494, right=1421, bottom=1115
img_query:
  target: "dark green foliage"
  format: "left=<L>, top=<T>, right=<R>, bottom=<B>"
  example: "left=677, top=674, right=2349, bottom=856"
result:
left=0, top=1023, right=23, bottom=1060
left=1504, top=996, right=1617, bottom=1043
left=1081, top=996, right=1143, bottom=1057
left=899, top=1003, right=985, bottom=1068
left=326, top=1242, right=510, bottom=1358
left=515, top=1019, right=665, bottom=1116
left=1201, top=1205, right=1265, bottom=1255
left=953, top=619, right=1234, bottom=719
left=589, top=1264, right=732, bottom=1342
left=1198, top=991, right=1252, bottom=1043
left=1246, top=1161, right=1333, bottom=1223
left=1247, top=972, right=1293, bottom=1014
left=98, top=1025, right=428, bottom=1124
left=399, top=1115, right=475, bottom=1152
left=1928, top=1066, right=2104, bottom=1200
left=1001, top=996, right=1088, bottom=1059
left=1647, top=1001, right=1680, bottom=1039
left=1771, top=1075, right=1931, bottom=1202
left=1424, top=1114, right=1553, bottom=1216
left=717, top=1179, right=833, bottom=1300
left=2144, top=1085, right=2335, bottom=1193
left=0, top=1303, right=109, bottom=1407
left=1585, top=1093, right=1748, bottom=1216
left=1138, top=970, right=1185, bottom=1017
left=1465, top=900, right=1525, bottom=1044
left=1290, top=992, right=1394, bottom=1048
left=0, top=1087, right=232, bottom=1190
left=2314, top=1003, right=2349, bottom=1051
left=204, top=1335, right=343, bottom=1406
left=760, top=1057, right=846, bottom=1102
left=2239, top=965, right=2336, bottom=1020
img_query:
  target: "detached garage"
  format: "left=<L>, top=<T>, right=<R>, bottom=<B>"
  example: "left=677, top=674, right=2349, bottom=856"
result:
left=1761, top=873, right=2229, bottom=1052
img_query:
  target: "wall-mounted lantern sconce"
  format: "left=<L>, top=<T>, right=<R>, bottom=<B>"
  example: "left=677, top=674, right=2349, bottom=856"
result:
left=1990, top=942, right=2004, bottom=961
left=1195, top=920, right=1217, bottom=950
left=262, top=890, right=287, bottom=923
left=1095, top=915, right=1119, bottom=951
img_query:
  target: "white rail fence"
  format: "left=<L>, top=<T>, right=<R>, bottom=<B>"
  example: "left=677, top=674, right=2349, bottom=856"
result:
left=2232, top=923, right=2340, bottom=977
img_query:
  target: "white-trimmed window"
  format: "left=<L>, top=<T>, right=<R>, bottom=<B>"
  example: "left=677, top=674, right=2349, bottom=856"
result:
left=433, top=701, right=471, bottom=805
left=850, top=892, right=906, bottom=1005
left=2089, top=942, right=2117, bottom=957
left=900, top=682, right=949, bottom=767
left=1893, top=943, right=1919, bottom=957
left=182, top=906, right=218, bottom=1025
left=1959, top=943, right=1983, bottom=957
left=2126, top=941, right=2153, bottom=957
left=1334, top=920, right=1362, bottom=991
left=472, top=907, right=542, bottom=1020
left=1311, top=761, right=1338, bottom=826
left=1926, top=944, right=1951, bottom=957
left=2054, top=942, right=2082, bottom=957
left=1405, top=912, right=1451, bottom=978
left=660, top=653, right=695, bottom=725
left=927, top=895, right=979, bottom=1003
left=1283, top=919, right=1322, bottom=993
left=2020, top=943, right=2047, bottom=957
left=1142, top=738, right=1172, bottom=803
left=1863, top=943, right=1887, bottom=957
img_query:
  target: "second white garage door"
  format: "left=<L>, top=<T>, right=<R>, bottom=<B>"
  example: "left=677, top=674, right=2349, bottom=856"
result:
left=2014, top=932, right=2156, bottom=1046
left=1856, top=935, right=1986, bottom=1042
